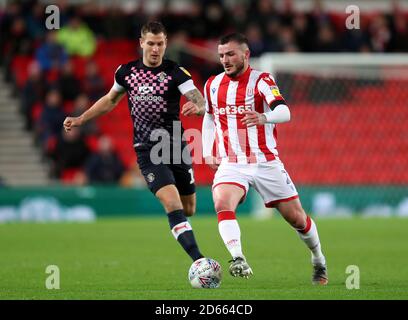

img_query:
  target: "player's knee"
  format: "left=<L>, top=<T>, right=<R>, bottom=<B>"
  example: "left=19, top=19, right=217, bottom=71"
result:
left=290, top=208, right=308, bottom=229
left=214, top=198, right=232, bottom=213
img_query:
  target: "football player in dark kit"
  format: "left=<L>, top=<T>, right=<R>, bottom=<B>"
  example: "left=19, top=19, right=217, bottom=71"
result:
left=63, top=22, right=206, bottom=263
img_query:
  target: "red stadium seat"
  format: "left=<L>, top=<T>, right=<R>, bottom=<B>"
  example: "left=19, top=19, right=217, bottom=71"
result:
left=70, top=56, right=89, bottom=79
left=31, top=102, right=43, bottom=122
left=60, top=168, right=83, bottom=184
left=10, top=55, right=34, bottom=88
left=85, top=135, right=99, bottom=153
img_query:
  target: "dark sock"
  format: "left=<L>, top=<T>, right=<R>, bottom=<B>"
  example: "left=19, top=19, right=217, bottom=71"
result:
left=167, top=209, right=204, bottom=261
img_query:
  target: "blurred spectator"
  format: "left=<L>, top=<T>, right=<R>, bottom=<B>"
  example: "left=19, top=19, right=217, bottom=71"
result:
left=263, top=19, right=282, bottom=52
left=35, top=31, right=68, bottom=72
left=49, top=127, right=90, bottom=178
left=6, top=17, right=32, bottom=55
left=57, top=16, right=96, bottom=57
left=369, top=14, right=392, bottom=52
left=283, top=43, right=300, bottom=53
left=202, top=2, right=229, bottom=39
left=71, top=94, right=99, bottom=135
left=21, top=61, right=48, bottom=130
left=248, top=0, right=279, bottom=27
left=81, top=61, right=105, bottom=102
left=185, top=1, right=207, bottom=38
left=293, top=13, right=315, bottom=52
left=128, top=2, right=149, bottom=39
left=277, top=25, right=297, bottom=52
left=85, top=135, right=125, bottom=184
left=314, top=24, right=342, bottom=52
left=0, top=2, right=23, bottom=65
left=229, top=2, right=249, bottom=34
left=310, top=0, right=332, bottom=28
left=159, top=1, right=181, bottom=35
left=80, top=1, right=105, bottom=37
left=166, top=30, right=193, bottom=67
left=245, top=23, right=266, bottom=57
left=342, top=28, right=371, bottom=52
left=102, top=5, right=131, bottom=39
left=390, top=14, right=408, bottom=52
left=56, top=60, right=81, bottom=101
left=280, top=0, right=297, bottom=26
left=120, top=163, right=146, bottom=188
left=36, top=89, right=65, bottom=148
left=2, top=16, right=33, bottom=83
left=25, top=2, right=46, bottom=40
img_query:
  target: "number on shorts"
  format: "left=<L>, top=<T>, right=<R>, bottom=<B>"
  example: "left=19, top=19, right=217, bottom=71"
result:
left=188, top=168, right=195, bottom=184
left=282, top=170, right=292, bottom=185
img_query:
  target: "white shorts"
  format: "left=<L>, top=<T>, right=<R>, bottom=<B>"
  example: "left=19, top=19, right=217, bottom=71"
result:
left=212, top=159, right=299, bottom=207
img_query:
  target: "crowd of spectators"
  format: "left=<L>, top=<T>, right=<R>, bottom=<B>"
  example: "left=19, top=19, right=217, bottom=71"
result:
left=0, top=0, right=407, bottom=185
left=2, top=0, right=408, bottom=67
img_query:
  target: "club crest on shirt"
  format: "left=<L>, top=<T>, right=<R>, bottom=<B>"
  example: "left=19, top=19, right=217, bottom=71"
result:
left=246, top=87, right=254, bottom=96
left=211, top=87, right=216, bottom=94
left=271, top=86, right=281, bottom=97
left=147, top=173, right=155, bottom=183
left=157, top=72, right=167, bottom=82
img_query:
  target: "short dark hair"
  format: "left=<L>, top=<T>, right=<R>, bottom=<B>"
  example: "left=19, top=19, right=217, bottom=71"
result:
left=219, top=33, right=249, bottom=46
left=141, top=21, right=167, bottom=37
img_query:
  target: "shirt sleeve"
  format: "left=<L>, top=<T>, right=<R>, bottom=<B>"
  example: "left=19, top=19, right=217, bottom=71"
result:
left=178, top=79, right=196, bottom=95
left=173, top=65, right=194, bottom=94
left=112, top=65, right=126, bottom=93
left=204, top=77, right=215, bottom=114
left=202, top=112, right=216, bottom=157
left=257, top=73, right=287, bottom=110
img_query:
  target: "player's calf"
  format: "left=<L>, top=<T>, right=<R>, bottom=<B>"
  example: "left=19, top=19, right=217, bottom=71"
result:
left=168, top=209, right=204, bottom=261
left=180, top=193, right=196, bottom=217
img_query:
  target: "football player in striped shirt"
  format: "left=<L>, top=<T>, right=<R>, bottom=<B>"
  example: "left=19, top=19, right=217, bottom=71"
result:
left=202, top=33, right=328, bottom=285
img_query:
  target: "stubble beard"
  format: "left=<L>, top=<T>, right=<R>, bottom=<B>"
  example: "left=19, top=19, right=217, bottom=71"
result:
left=226, top=59, right=245, bottom=78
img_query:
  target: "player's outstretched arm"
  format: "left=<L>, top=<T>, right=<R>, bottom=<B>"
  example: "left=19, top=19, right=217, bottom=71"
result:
left=63, top=88, right=125, bottom=131
left=182, top=88, right=205, bottom=116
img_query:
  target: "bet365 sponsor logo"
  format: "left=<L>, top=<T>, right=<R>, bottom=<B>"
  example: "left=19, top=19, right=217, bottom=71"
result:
left=213, top=105, right=252, bottom=116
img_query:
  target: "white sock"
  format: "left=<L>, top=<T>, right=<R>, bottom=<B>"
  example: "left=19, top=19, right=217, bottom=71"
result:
left=217, top=211, right=244, bottom=259
left=297, top=216, right=326, bottom=266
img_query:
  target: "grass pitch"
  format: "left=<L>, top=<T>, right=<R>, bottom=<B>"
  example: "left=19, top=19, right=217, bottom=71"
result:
left=1, top=216, right=407, bottom=300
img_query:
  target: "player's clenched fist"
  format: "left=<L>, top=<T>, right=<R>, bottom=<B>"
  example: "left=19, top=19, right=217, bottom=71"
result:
left=63, top=116, right=82, bottom=131
left=181, top=101, right=200, bottom=116
left=241, top=110, right=267, bottom=127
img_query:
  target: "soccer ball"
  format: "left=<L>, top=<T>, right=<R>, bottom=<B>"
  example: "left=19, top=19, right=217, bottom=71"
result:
left=188, top=257, right=222, bottom=289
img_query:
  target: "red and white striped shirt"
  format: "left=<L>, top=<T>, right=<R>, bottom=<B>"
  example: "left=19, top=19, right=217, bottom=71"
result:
left=204, top=67, right=287, bottom=164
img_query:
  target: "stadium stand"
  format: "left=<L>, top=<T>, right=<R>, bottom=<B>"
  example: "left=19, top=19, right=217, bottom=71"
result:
left=1, top=0, right=407, bottom=186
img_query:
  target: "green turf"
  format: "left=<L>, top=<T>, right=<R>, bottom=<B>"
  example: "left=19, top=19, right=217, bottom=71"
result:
left=0, top=216, right=407, bottom=300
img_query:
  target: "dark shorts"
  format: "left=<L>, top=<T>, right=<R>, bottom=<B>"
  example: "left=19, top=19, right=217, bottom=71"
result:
left=135, top=146, right=196, bottom=196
